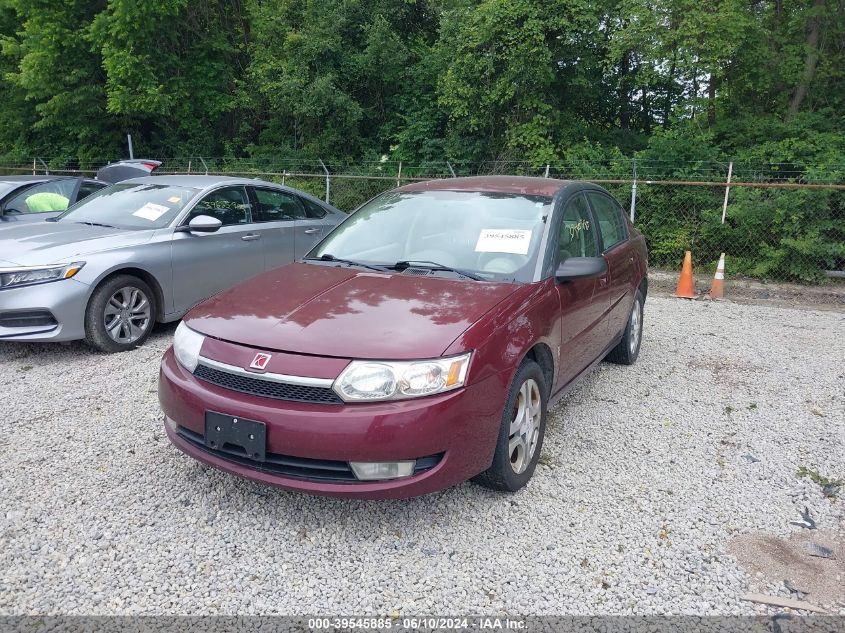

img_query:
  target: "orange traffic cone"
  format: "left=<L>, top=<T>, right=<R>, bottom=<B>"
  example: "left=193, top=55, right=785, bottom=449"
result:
left=708, top=253, right=725, bottom=299
left=674, top=250, right=697, bottom=299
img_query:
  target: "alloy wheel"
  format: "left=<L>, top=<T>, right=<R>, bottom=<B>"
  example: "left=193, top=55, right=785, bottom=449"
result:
left=103, top=286, right=152, bottom=344
left=629, top=297, right=642, bottom=355
left=508, top=378, right=542, bottom=474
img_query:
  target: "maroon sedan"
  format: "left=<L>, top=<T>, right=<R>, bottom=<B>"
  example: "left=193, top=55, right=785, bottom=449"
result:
left=159, top=177, right=648, bottom=499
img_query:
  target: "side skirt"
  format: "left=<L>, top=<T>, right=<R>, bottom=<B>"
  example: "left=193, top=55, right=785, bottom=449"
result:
left=547, top=333, right=623, bottom=409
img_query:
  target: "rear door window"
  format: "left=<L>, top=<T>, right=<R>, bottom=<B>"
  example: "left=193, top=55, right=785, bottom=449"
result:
left=586, top=192, right=627, bottom=251
left=77, top=180, right=107, bottom=201
left=251, top=188, right=306, bottom=222
left=302, top=197, right=329, bottom=219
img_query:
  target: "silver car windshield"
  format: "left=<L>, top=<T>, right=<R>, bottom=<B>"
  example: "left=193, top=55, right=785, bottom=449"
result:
left=58, top=183, right=199, bottom=230
left=310, top=190, right=552, bottom=282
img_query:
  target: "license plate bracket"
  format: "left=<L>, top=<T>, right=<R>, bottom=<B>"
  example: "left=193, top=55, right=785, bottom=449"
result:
left=204, top=411, right=266, bottom=462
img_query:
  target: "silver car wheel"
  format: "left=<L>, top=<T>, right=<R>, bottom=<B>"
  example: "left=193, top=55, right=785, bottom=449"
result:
left=508, top=378, right=542, bottom=474
left=103, top=286, right=152, bottom=344
left=629, top=297, right=642, bottom=355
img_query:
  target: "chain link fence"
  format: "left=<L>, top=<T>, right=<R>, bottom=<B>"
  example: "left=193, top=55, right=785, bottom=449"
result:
left=1, top=157, right=842, bottom=283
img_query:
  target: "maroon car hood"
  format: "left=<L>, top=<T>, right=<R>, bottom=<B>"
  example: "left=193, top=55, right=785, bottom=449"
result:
left=185, top=262, right=519, bottom=359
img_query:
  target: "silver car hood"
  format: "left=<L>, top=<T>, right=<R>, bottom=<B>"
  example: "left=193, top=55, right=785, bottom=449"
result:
left=0, top=222, right=155, bottom=266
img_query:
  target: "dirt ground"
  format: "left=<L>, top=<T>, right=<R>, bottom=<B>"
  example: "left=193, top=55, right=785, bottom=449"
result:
left=649, top=270, right=845, bottom=310
left=729, top=528, right=844, bottom=612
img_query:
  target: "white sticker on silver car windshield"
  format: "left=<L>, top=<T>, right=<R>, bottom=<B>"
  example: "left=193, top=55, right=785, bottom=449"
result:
left=132, top=202, right=170, bottom=221
left=475, top=229, right=532, bottom=255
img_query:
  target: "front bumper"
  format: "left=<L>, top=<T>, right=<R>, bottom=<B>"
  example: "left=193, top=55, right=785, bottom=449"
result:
left=0, top=278, right=89, bottom=342
left=159, top=348, right=509, bottom=499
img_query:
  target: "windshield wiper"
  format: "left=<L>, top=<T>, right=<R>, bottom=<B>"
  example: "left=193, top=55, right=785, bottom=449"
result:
left=390, top=260, right=484, bottom=281
left=304, top=253, right=386, bottom=273
left=74, top=221, right=118, bottom=229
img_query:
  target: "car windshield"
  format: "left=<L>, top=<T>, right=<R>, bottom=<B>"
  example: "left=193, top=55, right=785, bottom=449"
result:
left=57, top=183, right=199, bottom=230
left=309, top=190, right=552, bottom=283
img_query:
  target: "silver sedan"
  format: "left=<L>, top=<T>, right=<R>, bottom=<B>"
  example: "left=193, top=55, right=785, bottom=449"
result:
left=0, top=176, right=345, bottom=352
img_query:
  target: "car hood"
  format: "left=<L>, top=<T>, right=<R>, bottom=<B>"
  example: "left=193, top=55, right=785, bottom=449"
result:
left=186, top=262, right=520, bottom=359
left=0, top=222, right=153, bottom=265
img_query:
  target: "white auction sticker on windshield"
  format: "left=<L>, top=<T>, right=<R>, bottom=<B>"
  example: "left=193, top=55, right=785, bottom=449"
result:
left=132, top=202, right=169, bottom=221
left=475, top=228, right=532, bottom=255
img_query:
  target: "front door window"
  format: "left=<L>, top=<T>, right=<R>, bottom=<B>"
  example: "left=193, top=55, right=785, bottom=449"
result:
left=5, top=179, right=77, bottom=214
left=185, top=187, right=251, bottom=226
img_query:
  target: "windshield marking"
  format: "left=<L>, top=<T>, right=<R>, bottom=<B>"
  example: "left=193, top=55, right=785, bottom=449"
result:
left=475, top=229, right=532, bottom=255
left=132, top=202, right=170, bottom=221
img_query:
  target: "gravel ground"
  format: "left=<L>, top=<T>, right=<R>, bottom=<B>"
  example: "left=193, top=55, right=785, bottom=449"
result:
left=0, top=296, right=843, bottom=616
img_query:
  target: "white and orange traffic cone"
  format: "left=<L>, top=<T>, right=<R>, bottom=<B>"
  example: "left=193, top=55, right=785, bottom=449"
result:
left=708, top=253, right=725, bottom=300
left=674, top=250, right=697, bottom=299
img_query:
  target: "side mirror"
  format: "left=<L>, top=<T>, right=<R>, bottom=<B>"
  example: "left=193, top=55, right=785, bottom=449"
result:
left=555, top=257, right=608, bottom=282
left=185, top=215, right=222, bottom=234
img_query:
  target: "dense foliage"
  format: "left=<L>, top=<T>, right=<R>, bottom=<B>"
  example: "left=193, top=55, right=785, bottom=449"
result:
left=0, top=0, right=842, bottom=279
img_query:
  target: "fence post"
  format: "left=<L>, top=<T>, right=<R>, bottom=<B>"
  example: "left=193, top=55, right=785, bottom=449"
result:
left=282, top=170, right=287, bottom=186
left=544, top=164, right=550, bottom=178
left=720, top=161, right=733, bottom=224
left=37, top=158, right=49, bottom=175
left=319, top=159, right=330, bottom=204
left=199, top=157, right=209, bottom=176
left=629, top=159, right=637, bottom=223
left=397, top=162, right=402, bottom=188
left=187, top=159, right=192, bottom=174
left=32, top=158, right=36, bottom=175
left=446, top=162, right=456, bottom=178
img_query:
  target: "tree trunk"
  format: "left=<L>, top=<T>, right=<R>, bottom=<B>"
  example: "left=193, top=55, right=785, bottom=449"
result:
left=619, top=50, right=631, bottom=130
left=642, top=86, right=651, bottom=133
left=663, top=56, right=676, bottom=129
left=788, top=0, right=825, bottom=119
left=707, top=73, right=717, bottom=126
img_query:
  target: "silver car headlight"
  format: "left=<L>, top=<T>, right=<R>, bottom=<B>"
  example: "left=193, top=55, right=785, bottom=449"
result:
left=173, top=322, right=205, bottom=372
left=0, top=262, right=85, bottom=290
left=333, top=353, right=471, bottom=402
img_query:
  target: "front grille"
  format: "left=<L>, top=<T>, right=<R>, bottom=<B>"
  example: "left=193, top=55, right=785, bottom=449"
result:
left=194, top=363, right=343, bottom=405
left=176, top=426, right=442, bottom=483
left=0, top=310, right=57, bottom=328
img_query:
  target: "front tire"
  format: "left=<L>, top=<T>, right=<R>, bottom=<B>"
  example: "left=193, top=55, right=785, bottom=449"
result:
left=473, top=359, right=548, bottom=492
left=606, top=288, right=644, bottom=365
left=84, top=275, right=156, bottom=353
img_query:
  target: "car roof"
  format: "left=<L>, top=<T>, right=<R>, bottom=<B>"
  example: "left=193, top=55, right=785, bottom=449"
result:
left=0, top=175, right=70, bottom=184
left=119, top=175, right=259, bottom=188
left=115, top=174, right=337, bottom=209
left=396, top=175, right=575, bottom=198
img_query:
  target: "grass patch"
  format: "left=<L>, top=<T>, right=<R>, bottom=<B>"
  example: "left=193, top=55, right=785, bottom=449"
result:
left=797, top=466, right=843, bottom=500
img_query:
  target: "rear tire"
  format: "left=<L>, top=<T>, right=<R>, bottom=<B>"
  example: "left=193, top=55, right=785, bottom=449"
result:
left=84, top=275, right=156, bottom=353
left=606, top=288, right=644, bottom=365
left=473, top=359, right=548, bottom=492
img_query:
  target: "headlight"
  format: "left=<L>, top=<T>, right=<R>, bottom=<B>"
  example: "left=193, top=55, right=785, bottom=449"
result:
left=333, top=353, right=471, bottom=402
left=173, top=322, right=205, bottom=372
left=0, top=262, right=85, bottom=290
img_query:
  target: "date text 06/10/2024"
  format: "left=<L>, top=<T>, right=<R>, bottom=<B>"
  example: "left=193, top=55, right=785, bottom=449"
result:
left=307, top=617, right=527, bottom=630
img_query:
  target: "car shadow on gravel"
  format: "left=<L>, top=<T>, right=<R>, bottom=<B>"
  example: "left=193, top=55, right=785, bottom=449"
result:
left=0, top=320, right=179, bottom=362
left=173, top=454, right=491, bottom=522
left=166, top=358, right=609, bottom=522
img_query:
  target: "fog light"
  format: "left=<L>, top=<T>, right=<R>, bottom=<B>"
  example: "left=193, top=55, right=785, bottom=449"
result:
left=349, top=461, right=416, bottom=481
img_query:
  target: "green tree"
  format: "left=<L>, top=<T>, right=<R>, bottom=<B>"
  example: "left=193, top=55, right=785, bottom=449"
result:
left=89, top=0, right=246, bottom=156
left=0, top=0, right=117, bottom=162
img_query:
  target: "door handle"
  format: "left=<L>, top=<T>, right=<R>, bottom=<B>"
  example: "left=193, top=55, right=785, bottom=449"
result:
left=304, top=228, right=321, bottom=235
left=241, top=233, right=261, bottom=241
